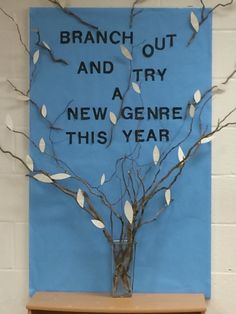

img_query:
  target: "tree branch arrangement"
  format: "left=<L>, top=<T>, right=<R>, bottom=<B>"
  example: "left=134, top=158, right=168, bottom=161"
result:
left=0, top=0, right=235, bottom=296
left=48, top=0, right=98, bottom=30
left=188, top=0, right=234, bottom=45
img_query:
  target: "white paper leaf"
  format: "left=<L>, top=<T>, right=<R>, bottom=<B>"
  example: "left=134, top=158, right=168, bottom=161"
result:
left=41, top=104, right=47, bottom=118
left=178, top=146, right=185, bottom=162
left=190, top=11, right=199, bottom=32
left=76, top=189, right=84, bottom=208
left=120, top=45, right=133, bottom=60
left=26, top=154, right=34, bottom=172
left=33, top=49, right=40, bottom=65
left=189, top=104, right=195, bottom=118
left=109, top=111, right=117, bottom=125
left=15, top=94, right=30, bottom=101
left=39, top=137, right=46, bottom=153
left=153, top=145, right=160, bottom=165
left=132, top=82, right=141, bottom=94
left=200, top=136, right=214, bottom=144
left=42, top=41, right=51, bottom=51
left=91, top=219, right=105, bottom=229
left=33, top=173, right=53, bottom=183
left=194, top=89, right=201, bottom=104
left=100, top=173, right=106, bottom=186
left=50, top=173, right=71, bottom=180
left=165, top=189, right=171, bottom=206
left=5, top=114, right=13, bottom=130
left=124, top=200, right=133, bottom=224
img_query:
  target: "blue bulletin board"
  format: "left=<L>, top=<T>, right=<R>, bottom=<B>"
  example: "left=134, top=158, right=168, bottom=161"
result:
left=29, top=8, right=212, bottom=297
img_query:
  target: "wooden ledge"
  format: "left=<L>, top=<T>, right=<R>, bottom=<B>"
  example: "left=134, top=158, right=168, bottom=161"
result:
left=26, top=292, right=207, bottom=314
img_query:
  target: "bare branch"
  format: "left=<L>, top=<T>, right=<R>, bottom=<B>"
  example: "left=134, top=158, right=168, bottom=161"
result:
left=47, top=0, right=98, bottom=30
left=0, top=146, right=30, bottom=170
left=222, top=69, right=236, bottom=85
left=130, top=0, right=145, bottom=28
left=0, top=142, right=114, bottom=243
left=141, top=105, right=236, bottom=215
left=7, top=79, right=28, bottom=98
left=200, top=0, right=206, bottom=20
left=35, top=30, right=68, bottom=65
left=187, top=0, right=234, bottom=46
left=139, top=206, right=165, bottom=227
left=6, top=79, right=64, bottom=131
left=0, top=7, right=31, bottom=57
left=207, top=0, right=234, bottom=17
left=149, top=68, right=236, bottom=189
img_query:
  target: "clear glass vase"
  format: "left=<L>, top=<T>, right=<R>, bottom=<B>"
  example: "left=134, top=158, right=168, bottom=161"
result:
left=112, top=240, right=136, bottom=297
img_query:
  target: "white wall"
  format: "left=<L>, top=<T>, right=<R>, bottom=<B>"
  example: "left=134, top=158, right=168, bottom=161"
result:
left=0, top=0, right=235, bottom=313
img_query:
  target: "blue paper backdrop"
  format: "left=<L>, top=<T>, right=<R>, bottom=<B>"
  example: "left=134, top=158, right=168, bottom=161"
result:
left=29, top=8, right=212, bottom=297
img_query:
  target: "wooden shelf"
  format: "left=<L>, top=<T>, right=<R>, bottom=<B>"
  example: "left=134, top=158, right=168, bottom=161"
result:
left=26, top=292, right=206, bottom=314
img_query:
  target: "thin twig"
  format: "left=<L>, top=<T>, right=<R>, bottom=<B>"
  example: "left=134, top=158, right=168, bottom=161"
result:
left=35, top=30, right=68, bottom=65
left=0, top=146, right=30, bottom=170
left=200, top=0, right=206, bottom=20
left=48, top=0, right=98, bottom=30
left=0, top=7, right=31, bottom=57
left=187, top=0, right=234, bottom=46
left=130, top=0, right=145, bottom=28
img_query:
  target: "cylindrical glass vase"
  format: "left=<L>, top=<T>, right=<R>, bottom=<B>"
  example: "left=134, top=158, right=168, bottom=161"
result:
left=112, top=240, right=136, bottom=297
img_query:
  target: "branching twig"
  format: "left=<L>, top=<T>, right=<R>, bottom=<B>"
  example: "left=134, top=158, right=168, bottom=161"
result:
left=0, top=7, right=31, bottom=57
left=47, top=0, right=98, bottom=30
left=0, top=146, right=30, bottom=170
left=138, top=108, right=236, bottom=226
left=200, top=0, right=206, bottom=20
left=187, top=0, right=234, bottom=46
left=6, top=79, right=64, bottom=132
left=7, top=79, right=28, bottom=99
left=130, top=0, right=145, bottom=28
left=35, top=30, right=68, bottom=65
left=0, top=143, right=114, bottom=243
